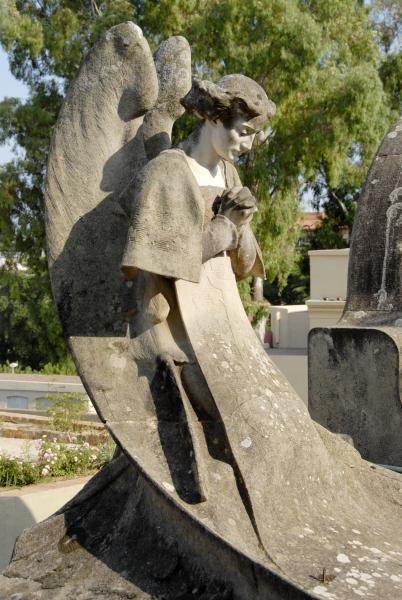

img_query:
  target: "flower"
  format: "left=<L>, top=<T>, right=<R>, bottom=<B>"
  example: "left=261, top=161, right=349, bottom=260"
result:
left=83, top=442, right=90, bottom=449
left=90, top=454, right=97, bottom=462
left=73, top=456, right=78, bottom=463
left=41, top=467, right=49, bottom=476
left=42, top=434, right=47, bottom=439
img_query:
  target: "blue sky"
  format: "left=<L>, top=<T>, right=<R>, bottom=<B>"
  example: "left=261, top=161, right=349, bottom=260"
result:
left=0, top=47, right=29, bottom=164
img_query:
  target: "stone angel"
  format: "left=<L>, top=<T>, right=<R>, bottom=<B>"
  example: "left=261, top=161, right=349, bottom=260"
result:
left=40, top=22, right=402, bottom=599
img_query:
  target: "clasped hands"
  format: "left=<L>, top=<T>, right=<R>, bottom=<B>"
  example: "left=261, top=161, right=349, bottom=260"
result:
left=213, top=186, right=258, bottom=229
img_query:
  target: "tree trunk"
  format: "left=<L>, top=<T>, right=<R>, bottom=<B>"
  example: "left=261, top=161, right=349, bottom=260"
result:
left=252, top=276, right=264, bottom=302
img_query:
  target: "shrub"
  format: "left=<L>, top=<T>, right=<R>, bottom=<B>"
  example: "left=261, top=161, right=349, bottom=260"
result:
left=36, top=436, right=115, bottom=478
left=36, top=392, right=89, bottom=432
left=0, top=357, right=77, bottom=375
left=0, top=454, right=40, bottom=487
left=0, top=437, right=115, bottom=488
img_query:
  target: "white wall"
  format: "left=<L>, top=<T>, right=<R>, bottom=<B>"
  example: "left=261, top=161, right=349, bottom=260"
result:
left=307, top=249, right=349, bottom=330
left=0, top=374, right=92, bottom=412
left=270, top=306, right=309, bottom=349
left=267, top=349, right=308, bottom=404
left=306, top=300, right=345, bottom=330
left=308, top=248, right=349, bottom=300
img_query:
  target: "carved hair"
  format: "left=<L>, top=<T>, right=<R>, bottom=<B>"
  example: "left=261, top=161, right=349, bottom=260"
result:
left=180, top=74, right=276, bottom=130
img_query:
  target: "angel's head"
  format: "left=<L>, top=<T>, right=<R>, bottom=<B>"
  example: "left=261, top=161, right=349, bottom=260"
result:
left=180, top=74, right=276, bottom=161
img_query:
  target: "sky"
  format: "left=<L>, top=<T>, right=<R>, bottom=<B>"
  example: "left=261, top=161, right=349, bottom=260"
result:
left=0, top=47, right=29, bottom=164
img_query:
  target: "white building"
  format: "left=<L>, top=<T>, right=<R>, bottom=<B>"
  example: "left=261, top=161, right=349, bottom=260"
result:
left=267, top=248, right=349, bottom=403
left=0, top=373, right=91, bottom=412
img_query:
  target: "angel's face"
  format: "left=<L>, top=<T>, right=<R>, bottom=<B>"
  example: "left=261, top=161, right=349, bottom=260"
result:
left=210, top=116, right=257, bottom=161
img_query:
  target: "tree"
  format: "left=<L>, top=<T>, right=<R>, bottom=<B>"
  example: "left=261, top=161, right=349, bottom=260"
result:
left=305, top=1, right=401, bottom=233
left=0, top=0, right=399, bottom=365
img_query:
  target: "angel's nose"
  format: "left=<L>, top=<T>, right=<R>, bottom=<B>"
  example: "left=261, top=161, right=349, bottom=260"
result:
left=240, top=135, right=255, bottom=151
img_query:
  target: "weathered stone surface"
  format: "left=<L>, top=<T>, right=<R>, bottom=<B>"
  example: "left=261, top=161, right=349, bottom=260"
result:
left=309, top=327, right=402, bottom=464
left=5, top=21, right=402, bottom=600
left=143, top=36, right=191, bottom=159
left=309, top=115, right=402, bottom=466
left=0, top=456, right=310, bottom=600
left=346, top=116, right=402, bottom=312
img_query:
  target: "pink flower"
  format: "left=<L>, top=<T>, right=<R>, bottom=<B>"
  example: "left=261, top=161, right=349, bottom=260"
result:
left=41, top=467, right=49, bottom=476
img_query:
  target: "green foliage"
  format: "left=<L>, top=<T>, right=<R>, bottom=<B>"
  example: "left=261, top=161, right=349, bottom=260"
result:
left=0, top=436, right=115, bottom=487
left=0, top=453, right=39, bottom=486
left=0, top=358, right=77, bottom=374
left=0, top=0, right=400, bottom=360
left=237, top=278, right=269, bottom=323
left=37, top=436, right=115, bottom=479
left=380, top=52, right=402, bottom=114
left=39, top=392, right=88, bottom=432
left=264, top=253, right=310, bottom=305
left=0, top=266, right=70, bottom=369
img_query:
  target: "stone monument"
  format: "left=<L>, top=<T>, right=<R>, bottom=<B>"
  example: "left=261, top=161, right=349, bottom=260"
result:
left=309, top=116, right=402, bottom=466
left=1, top=22, right=402, bottom=600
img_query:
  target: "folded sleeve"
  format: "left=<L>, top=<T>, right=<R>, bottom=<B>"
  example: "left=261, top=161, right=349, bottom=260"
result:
left=202, top=215, right=239, bottom=262
left=229, top=225, right=265, bottom=280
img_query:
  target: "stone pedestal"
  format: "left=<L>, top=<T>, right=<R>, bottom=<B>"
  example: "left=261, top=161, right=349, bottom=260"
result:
left=309, top=326, right=402, bottom=465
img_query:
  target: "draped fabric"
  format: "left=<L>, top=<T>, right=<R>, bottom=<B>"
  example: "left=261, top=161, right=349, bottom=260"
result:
left=121, top=148, right=265, bottom=281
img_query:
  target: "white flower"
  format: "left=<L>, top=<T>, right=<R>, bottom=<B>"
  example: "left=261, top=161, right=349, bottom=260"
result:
left=41, top=467, right=49, bottom=476
left=42, top=434, right=47, bottom=439
left=52, top=438, right=57, bottom=443
left=73, top=456, right=78, bottom=463
left=83, top=442, right=90, bottom=449
left=90, top=454, right=97, bottom=462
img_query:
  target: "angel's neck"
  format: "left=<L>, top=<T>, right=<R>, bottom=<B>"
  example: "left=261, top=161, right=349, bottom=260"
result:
left=185, top=124, right=221, bottom=174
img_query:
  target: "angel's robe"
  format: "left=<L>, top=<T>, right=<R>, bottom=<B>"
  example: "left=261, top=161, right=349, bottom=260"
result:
left=121, top=148, right=264, bottom=282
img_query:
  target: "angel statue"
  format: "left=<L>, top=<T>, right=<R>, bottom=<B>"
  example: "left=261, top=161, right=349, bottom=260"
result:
left=119, top=72, right=275, bottom=507
left=4, top=21, right=402, bottom=600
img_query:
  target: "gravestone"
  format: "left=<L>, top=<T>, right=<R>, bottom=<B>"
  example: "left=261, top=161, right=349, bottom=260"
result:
left=309, top=115, right=402, bottom=466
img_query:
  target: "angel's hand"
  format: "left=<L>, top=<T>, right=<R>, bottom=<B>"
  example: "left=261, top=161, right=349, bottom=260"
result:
left=218, top=186, right=258, bottom=228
